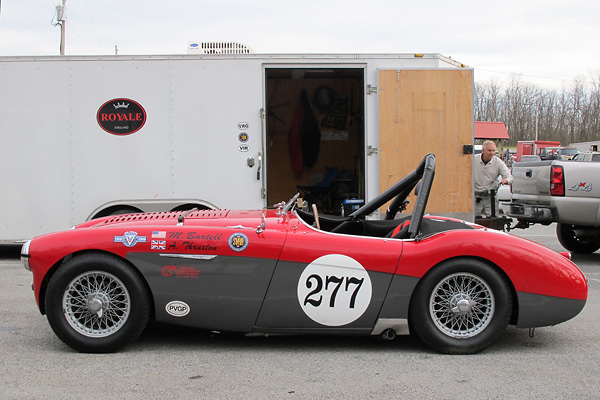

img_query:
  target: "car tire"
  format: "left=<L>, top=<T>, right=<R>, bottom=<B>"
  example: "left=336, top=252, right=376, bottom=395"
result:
left=409, top=258, right=512, bottom=354
left=556, top=223, right=600, bottom=254
left=45, top=253, right=151, bottom=353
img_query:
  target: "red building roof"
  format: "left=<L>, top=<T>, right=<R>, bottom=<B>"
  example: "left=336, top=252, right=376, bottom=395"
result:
left=475, top=121, right=509, bottom=140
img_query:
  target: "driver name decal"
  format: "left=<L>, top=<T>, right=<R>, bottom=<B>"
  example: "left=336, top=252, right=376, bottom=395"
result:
left=297, top=254, right=372, bottom=326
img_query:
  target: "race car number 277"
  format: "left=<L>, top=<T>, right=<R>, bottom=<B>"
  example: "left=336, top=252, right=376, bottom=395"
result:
left=297, top=254, right=372, bottom=326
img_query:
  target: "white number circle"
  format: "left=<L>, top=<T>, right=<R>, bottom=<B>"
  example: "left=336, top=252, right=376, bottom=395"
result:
left=297, top=254, right=372, bottom=326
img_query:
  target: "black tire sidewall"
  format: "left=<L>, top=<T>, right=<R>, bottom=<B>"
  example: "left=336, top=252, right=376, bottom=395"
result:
left=556, top=223, right=600, bottom=254
left=45, top=253, right=150, bottom=353
left=409, top=258, right=512, bottom=354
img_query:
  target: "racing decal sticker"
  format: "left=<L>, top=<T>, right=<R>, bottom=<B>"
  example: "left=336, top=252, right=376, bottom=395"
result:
left=161, top=231, right=223, bottom=251
left=237, top=122, right=249, bottom=130
left=165, top=301, right=190, bottom=317
left=297, top=254, right=372, bottom=327
left=114, top=231, right=147, bottom=247
left=151, top=240, right=166, bottom=250
left=161, top=266, right=201, bottom=279
left=152, top=231, right=167, bottom=239
left=228, top=233, right=249, bottom=252
left=238, top=132, right=249, bottom=142
left=168, top=232, right=223, bottom=240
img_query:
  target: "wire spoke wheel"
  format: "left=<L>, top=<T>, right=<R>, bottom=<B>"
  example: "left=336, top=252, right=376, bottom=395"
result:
left=63, top=271, right=131, bottom=338
left=46, top=253, right=150, bottom=352
left=429, top=272, right=494, bottom=338
left=409, top=258, right=511, bottom=354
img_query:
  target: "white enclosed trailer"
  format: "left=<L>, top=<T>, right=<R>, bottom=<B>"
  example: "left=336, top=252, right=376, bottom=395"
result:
left=0, top=53, right=474, bottom=243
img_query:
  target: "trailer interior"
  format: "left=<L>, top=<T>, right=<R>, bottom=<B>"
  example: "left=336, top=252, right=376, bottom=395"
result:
left=265, top=67, right=365, bottom=215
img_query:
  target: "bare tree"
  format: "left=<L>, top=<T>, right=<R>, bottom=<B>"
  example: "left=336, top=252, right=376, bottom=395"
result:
left=475, top=74, right=600, bottom=146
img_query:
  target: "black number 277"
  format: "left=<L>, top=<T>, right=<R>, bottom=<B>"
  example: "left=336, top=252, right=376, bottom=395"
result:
left=304, top=274, right=364, bottom=309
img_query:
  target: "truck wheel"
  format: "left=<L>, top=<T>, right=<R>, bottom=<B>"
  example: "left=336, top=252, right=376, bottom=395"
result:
left=557, top=223, right=600, bottom=254
left=45, top=253, right=150, bottom=353
left=409, top=258, right=512, bottom=354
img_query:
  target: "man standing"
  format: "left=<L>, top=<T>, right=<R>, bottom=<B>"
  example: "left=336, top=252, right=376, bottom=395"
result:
left=474, top=140, right=513, bottom=218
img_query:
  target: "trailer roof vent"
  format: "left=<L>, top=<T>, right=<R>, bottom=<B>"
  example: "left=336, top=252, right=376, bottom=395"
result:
left=188, top=41, right=254, bottom=54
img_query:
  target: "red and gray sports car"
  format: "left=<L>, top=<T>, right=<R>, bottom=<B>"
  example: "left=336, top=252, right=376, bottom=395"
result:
left=21, top=154, right=587, bottom=354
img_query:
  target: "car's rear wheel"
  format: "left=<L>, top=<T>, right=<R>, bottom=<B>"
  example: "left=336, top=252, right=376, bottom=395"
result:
left=409, top=258, right=512, bottom=354
left=556, top=223, right=600, bottom=254
left=45, top=253, right=150, bottom=353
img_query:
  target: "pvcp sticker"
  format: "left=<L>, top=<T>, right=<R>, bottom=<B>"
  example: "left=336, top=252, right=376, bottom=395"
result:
left=297, top=254, right=372, bottom=326
left=165, top=301, right=190, bottom=317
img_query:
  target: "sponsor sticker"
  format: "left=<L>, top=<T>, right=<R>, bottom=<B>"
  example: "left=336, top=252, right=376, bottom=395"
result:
left=228, top=233, right=249, bottom=252
left=238, top=132, right=249, bottom=142
left=114, top=231, right=147, bottom=247
left=165, top=301, right=190, bottom=317
left=238, top=122, right=249, bottom=130
left=297, top=254, right=372, bottom=326
left=151, top=240, right=166, bottom=250
left=162, top=266, right=201, bottom=279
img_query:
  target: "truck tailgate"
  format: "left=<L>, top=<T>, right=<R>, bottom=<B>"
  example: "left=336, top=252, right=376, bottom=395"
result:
left=511, top=161, right=553, bottom=195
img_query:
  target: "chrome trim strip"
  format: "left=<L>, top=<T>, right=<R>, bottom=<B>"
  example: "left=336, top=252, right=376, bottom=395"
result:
left=226, top=225, right=254, bottom=230
left=159, top=254, right=217, bottom=261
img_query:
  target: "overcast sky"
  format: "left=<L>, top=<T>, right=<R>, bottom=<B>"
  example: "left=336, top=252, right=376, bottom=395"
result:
left=1, top=0, right=599, bottom=89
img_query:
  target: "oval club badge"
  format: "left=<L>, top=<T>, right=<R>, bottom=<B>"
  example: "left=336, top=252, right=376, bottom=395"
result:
left=97, top=98, right=147, bottom=136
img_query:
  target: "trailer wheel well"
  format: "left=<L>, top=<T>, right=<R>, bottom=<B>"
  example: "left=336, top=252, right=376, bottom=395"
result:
left=92, top=206, right=143, bottom=219
left=170, top=203, right=213, bottom=212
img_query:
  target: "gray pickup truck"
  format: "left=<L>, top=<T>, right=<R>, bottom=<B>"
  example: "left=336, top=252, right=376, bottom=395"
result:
left=507, top=159, right=600, bottom=253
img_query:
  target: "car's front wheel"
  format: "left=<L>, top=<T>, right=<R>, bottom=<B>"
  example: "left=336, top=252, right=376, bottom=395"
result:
left=409, top=258, right=512, bottom=354
left=45, top=253, right=151, bottom=353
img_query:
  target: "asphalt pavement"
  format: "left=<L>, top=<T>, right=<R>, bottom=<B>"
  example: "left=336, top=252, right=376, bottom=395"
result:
left=1, top=225, right=599, bottom=399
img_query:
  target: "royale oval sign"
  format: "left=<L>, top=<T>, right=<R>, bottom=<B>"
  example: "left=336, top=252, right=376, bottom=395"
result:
left=97, top=98, right=147, bottom=136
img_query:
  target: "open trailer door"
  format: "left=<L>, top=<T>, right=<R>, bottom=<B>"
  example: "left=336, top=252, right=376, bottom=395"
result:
left=378, top=69, right=473, bottom=220
left=264, top=67, right=365, bottom=214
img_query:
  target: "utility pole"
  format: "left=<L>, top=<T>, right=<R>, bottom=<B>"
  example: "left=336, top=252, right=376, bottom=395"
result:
left=55, top=0, right=67, bottom=55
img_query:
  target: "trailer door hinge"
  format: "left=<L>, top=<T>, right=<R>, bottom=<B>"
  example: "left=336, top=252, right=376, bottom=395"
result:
left=366, top=84, right=378, bottom=95
left=367, top=145, right=378, bottom=156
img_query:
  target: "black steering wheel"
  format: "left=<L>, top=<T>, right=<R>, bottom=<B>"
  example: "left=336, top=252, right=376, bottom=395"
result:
left=384, top=187, right=413, bottom=220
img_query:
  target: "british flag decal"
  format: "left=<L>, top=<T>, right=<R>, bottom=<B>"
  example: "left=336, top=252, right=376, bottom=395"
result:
left=151, top=240, right=166, bottom=250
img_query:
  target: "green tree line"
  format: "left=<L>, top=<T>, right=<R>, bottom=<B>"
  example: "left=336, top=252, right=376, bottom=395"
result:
left=474, top=75, right=600, bottom=146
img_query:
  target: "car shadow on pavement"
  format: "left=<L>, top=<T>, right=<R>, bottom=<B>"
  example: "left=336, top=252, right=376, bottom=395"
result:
left=135, top=322, right=430, bottom=354
left=132, top=322, right=564, bottom=355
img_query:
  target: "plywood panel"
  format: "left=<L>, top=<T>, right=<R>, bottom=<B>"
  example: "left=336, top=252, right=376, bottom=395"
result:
left=379, top=69, right=473, bottom=215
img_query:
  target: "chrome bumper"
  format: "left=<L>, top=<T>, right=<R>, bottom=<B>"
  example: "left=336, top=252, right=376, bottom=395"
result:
left=21, top=240, right=31, bottom=271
